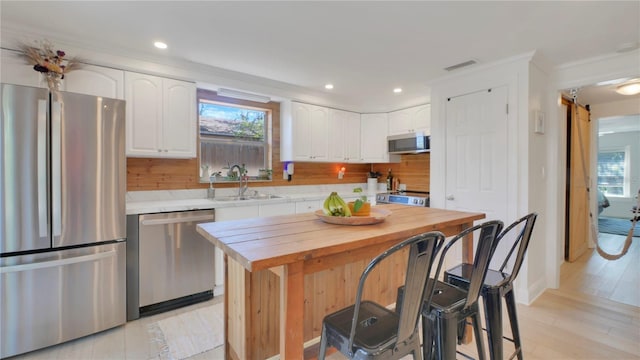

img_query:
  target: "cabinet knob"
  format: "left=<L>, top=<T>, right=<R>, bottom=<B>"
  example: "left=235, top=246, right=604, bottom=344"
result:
left=157, top=149, right=162, bottom=152
left=446, top=195, right=455, bottom=200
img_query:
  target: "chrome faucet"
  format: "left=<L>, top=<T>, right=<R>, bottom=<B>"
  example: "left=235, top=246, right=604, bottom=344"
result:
left=229, top=164, right=249, bottom=197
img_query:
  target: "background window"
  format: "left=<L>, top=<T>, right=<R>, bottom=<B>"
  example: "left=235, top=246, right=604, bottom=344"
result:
left=597, top=147, right=629, bottom=197
left=198, top=89, right=271, bottom=181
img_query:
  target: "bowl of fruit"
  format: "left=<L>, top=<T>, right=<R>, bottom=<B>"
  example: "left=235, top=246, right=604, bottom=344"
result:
left=315, top=192, right=390, bottom=225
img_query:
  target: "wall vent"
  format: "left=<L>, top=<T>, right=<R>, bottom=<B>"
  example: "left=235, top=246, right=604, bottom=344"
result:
left=444, top=59, right=478, bottom=72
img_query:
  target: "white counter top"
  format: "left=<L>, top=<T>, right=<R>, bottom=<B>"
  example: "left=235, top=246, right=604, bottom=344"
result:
left=126, top=184, right=371, bottom=215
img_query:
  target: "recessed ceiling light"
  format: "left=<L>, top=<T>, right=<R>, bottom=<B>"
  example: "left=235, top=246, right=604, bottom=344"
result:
left=325, top=84, right=334, bottom=90
left=154, top=41, right=168, bottom=49
left=393, top=88, right=402, bottom=94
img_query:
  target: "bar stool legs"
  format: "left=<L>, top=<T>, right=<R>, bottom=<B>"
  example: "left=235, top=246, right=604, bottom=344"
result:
left=504, top=289, right=524, bottom=360
left=482, top=288, right=504, bottom=360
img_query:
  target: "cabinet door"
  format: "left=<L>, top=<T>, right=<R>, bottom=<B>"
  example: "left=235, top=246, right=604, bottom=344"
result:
left=388, top=108, right=412, bottom=135
left=1, top=49, right=44, bottom=88
left=344, top=111, right=361, bottom=162
left=295, top=200, right=322, bottom=213
left=292, top=102, right=329, bottom=161
left=309, top=105, right=329, bottom=161
left=62, top=65, right=124, bottom=99
left=360, top=113, right=391, bottom=162
left=291, top=102, right=313, bottom=161
left=125, top=72, right=163, bottom=157
left=162, top=79, right=196, bottom=158
left=259, top=203, right=295, bottom=217
left=412, top=104, right=431, bottom=134
left=328, top=108, right=348, bottom=162
left=212, top=206, right=259, bottom=288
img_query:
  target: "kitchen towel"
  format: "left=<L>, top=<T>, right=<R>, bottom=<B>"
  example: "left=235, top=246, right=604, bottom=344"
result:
left=148, top=301, right=224, bottom=360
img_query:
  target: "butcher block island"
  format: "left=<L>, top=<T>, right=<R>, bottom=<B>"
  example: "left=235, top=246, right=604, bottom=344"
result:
left=196, top=204, right=485, bottom=360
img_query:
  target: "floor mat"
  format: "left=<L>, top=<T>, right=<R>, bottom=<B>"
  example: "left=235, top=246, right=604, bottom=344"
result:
left=148, top=302, right=224, bottom=360
left=599, top=216, right=640, bottom=237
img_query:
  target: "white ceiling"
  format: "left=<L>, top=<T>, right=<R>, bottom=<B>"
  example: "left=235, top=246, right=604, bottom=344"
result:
left=1, top=1, right=639, bottom=112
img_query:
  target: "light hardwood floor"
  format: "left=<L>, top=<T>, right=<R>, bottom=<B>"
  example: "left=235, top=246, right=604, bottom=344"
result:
left=9, top=233, right=640, bottom=360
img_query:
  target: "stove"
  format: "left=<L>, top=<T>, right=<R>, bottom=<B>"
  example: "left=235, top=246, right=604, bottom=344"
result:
left=376, top=191, right=430, bottom=207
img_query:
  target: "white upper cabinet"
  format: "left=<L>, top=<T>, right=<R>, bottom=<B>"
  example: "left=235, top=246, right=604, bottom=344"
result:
left=328, top=108, right=361, bottom=162
left=125, top=72, right=196, bottom=158
left=62, top=65, right=124, bottom=99
left=1, top=49, right=48, bottom=88
left=388, top=104, right=431, bottom=135
left=291, top=102, right=329, bottom=161
left=360, top=113, right=400, bottom=163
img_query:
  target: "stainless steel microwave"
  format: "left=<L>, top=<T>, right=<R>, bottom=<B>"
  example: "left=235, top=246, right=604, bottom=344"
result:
left=387, top=132, right=430, bottom=154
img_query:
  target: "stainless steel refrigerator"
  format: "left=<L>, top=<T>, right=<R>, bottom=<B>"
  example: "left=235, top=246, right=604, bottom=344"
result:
left=0, top=83, right=126, bottom=359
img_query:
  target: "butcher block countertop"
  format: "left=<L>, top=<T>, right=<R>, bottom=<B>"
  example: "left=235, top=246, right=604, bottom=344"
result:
left=197, top=204, right=485, bottom=272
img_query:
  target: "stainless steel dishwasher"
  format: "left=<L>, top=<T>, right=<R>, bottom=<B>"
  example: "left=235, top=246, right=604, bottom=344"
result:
left=126, top=209, right=215, bottom=320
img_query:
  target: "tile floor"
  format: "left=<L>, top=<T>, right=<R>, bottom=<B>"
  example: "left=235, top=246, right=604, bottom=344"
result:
left=9, top=297, right=225, bottom=360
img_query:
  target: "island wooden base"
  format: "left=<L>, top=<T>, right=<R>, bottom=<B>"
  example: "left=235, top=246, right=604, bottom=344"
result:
left=197, top=205, right=484, bottom=359
left=224, top=245, right=408, bottom=360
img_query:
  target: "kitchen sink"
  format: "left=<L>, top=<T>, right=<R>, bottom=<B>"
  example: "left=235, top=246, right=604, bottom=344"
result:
left=214, top=194, right=282, bottom=201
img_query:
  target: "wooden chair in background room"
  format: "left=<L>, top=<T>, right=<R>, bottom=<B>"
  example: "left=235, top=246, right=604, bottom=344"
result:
left=318, top=231, right=446, bottom=360
left=397, top=220, right=504, bottom=360
left=444, top=213, right=538, bottom=360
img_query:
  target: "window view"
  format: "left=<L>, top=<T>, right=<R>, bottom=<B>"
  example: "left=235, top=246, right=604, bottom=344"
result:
left=597, top=148, right=629, bottom=197
left=198, top=90, right=271, bottom=182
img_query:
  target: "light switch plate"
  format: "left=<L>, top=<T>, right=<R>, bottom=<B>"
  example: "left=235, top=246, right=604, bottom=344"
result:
left=534, top=111, right=545, bottom=134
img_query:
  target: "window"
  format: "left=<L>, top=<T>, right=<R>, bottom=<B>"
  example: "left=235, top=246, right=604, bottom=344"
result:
left=198, top=89, right=272, bottom=182
left=597, top=146, right=630, bottom=197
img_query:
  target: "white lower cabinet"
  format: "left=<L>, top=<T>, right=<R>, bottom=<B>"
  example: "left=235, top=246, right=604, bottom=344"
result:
left=212, top=206, right=259, bottom=289
left=295, top=200, right=322, bottom=213
left=259, top=203, right=295, bottom=217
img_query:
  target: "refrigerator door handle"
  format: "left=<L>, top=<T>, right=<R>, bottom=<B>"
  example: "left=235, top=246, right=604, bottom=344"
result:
left=51, top=100, right=62, bottom=238
left=37, top=99, right=48, bottom=238
left=140, top=214, right=215, bottom=226
left=0, top=250, right=116, bottom=274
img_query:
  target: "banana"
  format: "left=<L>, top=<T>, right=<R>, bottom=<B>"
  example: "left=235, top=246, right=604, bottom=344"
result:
left=334, top=194, right=352, bottom=217
left=323, top=194, right=332, bottom=215
left=322, top=192, right=352, bottom=217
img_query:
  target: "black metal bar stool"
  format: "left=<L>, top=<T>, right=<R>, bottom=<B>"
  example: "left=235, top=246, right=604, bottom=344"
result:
left=396, top=220, right=504, bottom=360
left=444, top=213, right=537, bottom=360
left=318, top=231, right=445, bottom=360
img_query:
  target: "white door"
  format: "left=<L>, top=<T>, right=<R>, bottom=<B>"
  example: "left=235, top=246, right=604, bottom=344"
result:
left=445, top=86, right=509, bottom=228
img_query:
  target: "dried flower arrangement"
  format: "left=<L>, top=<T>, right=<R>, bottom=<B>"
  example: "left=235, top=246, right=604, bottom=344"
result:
left=20, top=40, right=81, bottom=91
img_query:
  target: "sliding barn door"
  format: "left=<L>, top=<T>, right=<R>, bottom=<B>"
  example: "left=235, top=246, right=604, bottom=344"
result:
left=566, top=102, right=591, bottom=262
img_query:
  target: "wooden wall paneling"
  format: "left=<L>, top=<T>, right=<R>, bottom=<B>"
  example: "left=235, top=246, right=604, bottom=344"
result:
left=372, top=153, right=430, bottom=192
left=126, top=91, right=431, bottom=191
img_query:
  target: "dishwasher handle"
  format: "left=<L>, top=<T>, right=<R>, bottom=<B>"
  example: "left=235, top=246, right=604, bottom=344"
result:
left=140, top=214, right=214, bottom=226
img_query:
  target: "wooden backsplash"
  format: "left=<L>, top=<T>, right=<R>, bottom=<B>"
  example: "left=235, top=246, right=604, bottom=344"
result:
left=126, top=94, right=430, bottom=191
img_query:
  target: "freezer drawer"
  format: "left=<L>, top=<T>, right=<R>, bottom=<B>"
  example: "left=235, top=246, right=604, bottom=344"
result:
left=0, top=241, right=126, bottom=359
left=137, top=210, right=215, bottom=309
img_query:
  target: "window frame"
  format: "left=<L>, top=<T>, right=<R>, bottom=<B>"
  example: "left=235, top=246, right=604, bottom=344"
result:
left=597, top=145, right=630, bottom=198
left=197, top=89, right=273, bottom=183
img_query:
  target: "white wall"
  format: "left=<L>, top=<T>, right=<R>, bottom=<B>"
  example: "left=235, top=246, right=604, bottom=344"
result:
left=429, top=51, right=551, bottom=304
